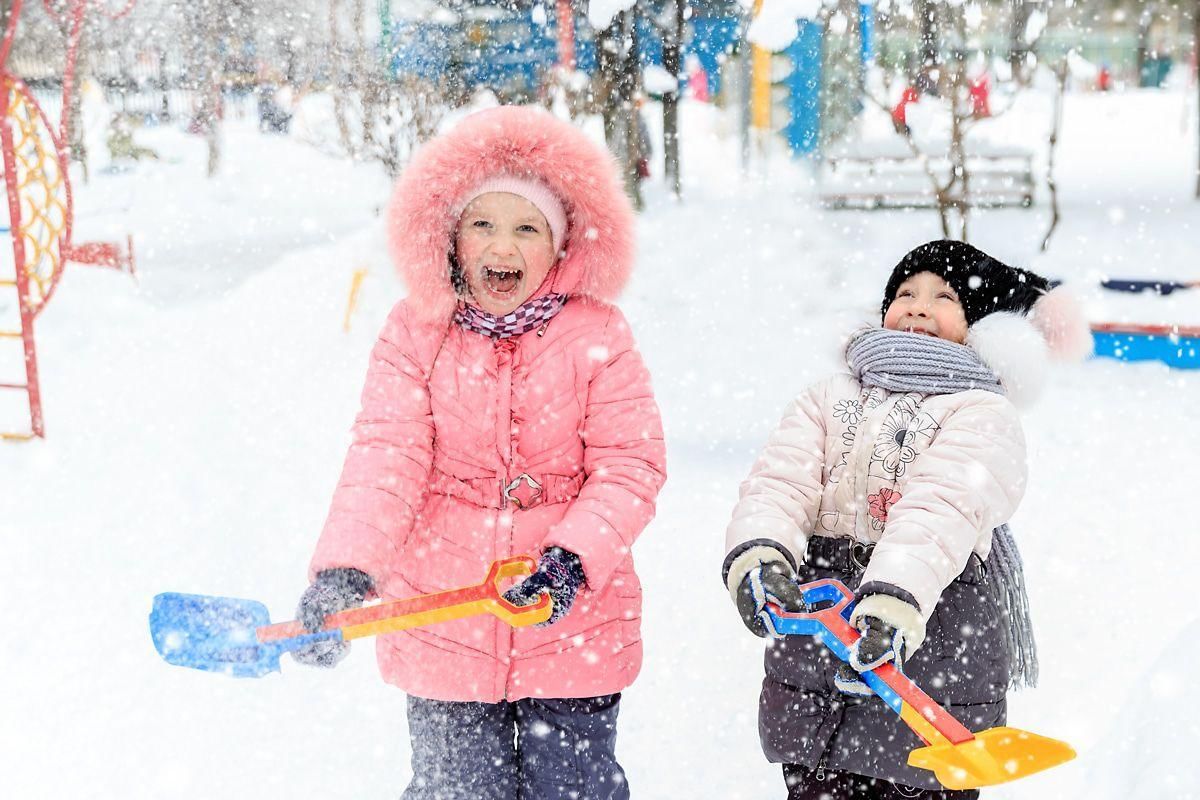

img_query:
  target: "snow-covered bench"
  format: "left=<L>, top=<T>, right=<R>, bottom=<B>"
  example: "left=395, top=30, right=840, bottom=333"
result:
left=818, top=139, right=1035, bottom=210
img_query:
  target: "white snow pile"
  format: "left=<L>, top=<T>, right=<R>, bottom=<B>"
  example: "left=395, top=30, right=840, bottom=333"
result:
left=747, top=0, right=823, bottom=52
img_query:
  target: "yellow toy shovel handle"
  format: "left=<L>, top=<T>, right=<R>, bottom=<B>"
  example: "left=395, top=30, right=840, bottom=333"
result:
left=258, top=556, right=553, bottom=644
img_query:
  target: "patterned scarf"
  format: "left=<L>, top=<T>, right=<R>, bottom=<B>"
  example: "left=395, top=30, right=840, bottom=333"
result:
left=846, top=327, right=1039, bottom=690
left=454, top=293, right=568, bottom=339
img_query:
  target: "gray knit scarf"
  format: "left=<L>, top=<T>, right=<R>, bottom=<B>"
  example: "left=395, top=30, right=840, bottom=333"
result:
left=847, top=327, right=1039, bottom=690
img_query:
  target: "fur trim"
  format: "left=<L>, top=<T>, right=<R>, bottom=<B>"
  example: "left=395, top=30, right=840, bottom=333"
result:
left=850, top=593, right=927, bottom=657
left=386, top=106, right=636, bottom=323
left=967, top=311, right=1049, bottom=409
left=1029, top=285, right=1092, bottom=362
left=725, top=544, right=793, bottom=603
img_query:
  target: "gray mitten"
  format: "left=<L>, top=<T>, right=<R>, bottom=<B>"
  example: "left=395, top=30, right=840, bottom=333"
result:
left=835, top=593, right=925, bottom=696
left=291, top=567, right=373, bottom=668
left=723, top=542, right=807, bottom=638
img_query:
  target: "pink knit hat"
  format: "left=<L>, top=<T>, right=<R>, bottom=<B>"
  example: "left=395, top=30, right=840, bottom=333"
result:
left=458, top=175, right=569, bottom=252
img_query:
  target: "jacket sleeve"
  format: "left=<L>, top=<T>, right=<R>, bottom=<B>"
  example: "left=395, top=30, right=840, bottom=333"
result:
left=541, top=307, right=667, bottom=591
left=724, top=381, right=828, bottom=570
left=309, top=303, right=436, bottom=587
left=862, top=393, right=1027, bottom=620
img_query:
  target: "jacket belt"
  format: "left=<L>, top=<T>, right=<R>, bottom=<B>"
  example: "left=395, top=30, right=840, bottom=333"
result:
left=804, top=535, right=986, bottom=586
left=430, top=470, right=585, bottom=510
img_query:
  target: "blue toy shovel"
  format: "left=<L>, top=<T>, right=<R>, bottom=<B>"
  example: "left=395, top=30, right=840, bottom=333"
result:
left=150, top=557, right=551, bottom=678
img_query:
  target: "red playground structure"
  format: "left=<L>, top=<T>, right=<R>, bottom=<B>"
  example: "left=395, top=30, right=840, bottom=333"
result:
left=0, top=0, right=135, bottom=440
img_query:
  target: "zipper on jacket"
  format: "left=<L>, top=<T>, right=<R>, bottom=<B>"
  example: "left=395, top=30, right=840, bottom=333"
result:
left=815, top=757, right=827, bottom=782
left=493, top=336, right=518, bottom=700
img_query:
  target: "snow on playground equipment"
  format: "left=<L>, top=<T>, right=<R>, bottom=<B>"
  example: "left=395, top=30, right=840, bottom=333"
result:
left=767, top=580, right=1076, bottom=791
left=819, top=139, right=1036, bottom=209
left=150, top=556, right=551, bottom=678
left=1090, top=323, right=1200, bottom=369
left=1089, top=279, right=1200, bottom=369
left=0, top=0, right=136, bottom=440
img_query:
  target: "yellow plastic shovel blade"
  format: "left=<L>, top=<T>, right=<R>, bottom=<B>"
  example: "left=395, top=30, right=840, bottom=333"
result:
left=908, top=726, right=1076, bottom=790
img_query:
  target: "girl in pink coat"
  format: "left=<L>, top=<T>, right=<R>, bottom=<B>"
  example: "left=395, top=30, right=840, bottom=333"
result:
left=292, top=106, right=666, bottom=800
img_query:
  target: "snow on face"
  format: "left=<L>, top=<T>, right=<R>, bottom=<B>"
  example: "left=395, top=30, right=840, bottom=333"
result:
left=883, top=271, right=969, bottom=344
left=455, top=192, right=558, bottom=316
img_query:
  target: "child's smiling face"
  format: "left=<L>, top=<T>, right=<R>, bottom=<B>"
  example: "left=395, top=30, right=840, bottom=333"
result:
left=455, top=192, right=558, bottom=316
left=883, top=271, right=969, bottom=344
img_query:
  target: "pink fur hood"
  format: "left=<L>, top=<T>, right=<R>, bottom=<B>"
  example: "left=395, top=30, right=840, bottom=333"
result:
left=386, top=105, right=636, bottom=322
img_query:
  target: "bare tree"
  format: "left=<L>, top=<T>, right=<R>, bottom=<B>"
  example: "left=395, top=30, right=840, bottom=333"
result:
left=596, top=10, right=643, bottom=209
left=1008, top=0, right=1038, bottom=82
left=1040, top=59, right=1069, bottom=251
left=327, top=0, right=357, bottom=157
left=820, top=0, right=864, bottom=154
left=182, top=0, right=231, bottom=177
left=316, top=0, right=444, bottom=177
left=865, top=0, right=1054, bottom=240
left=645, top=0, right=684, bottom=198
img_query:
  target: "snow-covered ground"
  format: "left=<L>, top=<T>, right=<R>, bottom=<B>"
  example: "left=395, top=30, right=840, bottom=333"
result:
left=3, top=84, right=1198, bottom=798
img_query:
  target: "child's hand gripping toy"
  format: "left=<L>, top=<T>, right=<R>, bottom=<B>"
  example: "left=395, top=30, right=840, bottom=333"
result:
left=150, top=557, right=551, bottom=678
left=766, top=579, right=1075, bottom=791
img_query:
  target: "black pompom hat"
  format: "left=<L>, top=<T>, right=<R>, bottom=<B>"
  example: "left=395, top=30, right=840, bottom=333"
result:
left=881, top=240, right=1051, bottom=327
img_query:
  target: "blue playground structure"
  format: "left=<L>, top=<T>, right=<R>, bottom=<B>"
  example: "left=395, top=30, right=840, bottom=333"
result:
left=388, top=6, right=740, bottom=100
left=1091, top=324, right=1200, bottom=370
left=386, top=2, right=870, bottom=156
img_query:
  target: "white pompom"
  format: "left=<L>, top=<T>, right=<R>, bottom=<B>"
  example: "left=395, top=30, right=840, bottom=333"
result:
left=968, top=312, right=1049, bottom=409
left=1029, top=285, right=1093, bottom=362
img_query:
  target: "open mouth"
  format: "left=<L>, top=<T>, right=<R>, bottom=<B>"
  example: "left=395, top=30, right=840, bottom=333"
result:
left=481, top=265, right=523, bottom=296
left=904, top=325, right=940, bottom=339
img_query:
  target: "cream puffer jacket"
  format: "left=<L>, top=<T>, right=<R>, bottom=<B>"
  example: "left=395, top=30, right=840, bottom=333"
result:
left=725, top=313, right=1046, bottom=648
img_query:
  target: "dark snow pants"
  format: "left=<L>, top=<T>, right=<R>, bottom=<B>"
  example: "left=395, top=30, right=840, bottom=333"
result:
left=783, top=763, right=979, bottom=799
left=401, top=693, right=628, bottom=800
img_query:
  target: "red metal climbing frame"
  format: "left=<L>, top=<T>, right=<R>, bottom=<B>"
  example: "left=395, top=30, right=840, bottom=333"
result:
left=1, top=0, right=136, bottom=439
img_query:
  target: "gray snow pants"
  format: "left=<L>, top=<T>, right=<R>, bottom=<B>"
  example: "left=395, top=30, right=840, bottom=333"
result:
left=401, top=693, right=628, bottom=800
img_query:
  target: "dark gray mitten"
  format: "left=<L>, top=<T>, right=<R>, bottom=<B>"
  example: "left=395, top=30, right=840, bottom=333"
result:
left=835, top=592, right=924, bottom=696
left=834, top=616, right=907, bottom=696
left=735, top=561, right=807, bottom=638
left=291, top=567, right=373, bottom=668
left=503, top=547, right=585, bottom=626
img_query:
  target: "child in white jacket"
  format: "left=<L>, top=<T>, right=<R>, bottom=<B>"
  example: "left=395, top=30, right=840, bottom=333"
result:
left=722, top=240, right=1089, bottom=800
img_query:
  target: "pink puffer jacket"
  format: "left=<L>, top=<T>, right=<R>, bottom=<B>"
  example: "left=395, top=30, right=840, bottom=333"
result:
left=309, top=107, right=667, bottom=702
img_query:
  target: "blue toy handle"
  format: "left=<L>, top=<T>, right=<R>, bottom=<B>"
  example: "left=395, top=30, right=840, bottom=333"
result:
left=765, top=579, right=904, bottom=713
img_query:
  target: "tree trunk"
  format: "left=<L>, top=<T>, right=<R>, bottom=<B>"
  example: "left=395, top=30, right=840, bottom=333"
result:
left=67, top=29, right=89, bottom=183
left=597, top=17, right=621, bottom=147
left=183, top=0, right=226, bottom=178
left=1135, top=4, right=1156, bottom=87
left=597, top=11, right=641, bottom=208
left=944, top=26, right=969, bottom=241
left=159, top=50, right=170, bottom=123
left=917, top=0, right=938, bottom=70
left=621, top=12, right=642, bottom=209
left=1007, top=1, right=1035, bottom=83
left=1041, top=63, right=1067, bottom=250
left=202, top=9, right=222, bottom=178
left=662, top=0, right=683, bottom=198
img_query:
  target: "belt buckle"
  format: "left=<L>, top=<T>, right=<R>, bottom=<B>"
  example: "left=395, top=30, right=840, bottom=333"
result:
left=850, top=540, right=873, bottom=571
left=503, top=473, right=543, bottom=509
